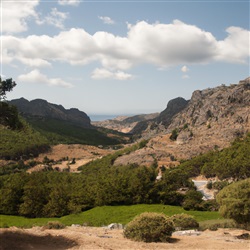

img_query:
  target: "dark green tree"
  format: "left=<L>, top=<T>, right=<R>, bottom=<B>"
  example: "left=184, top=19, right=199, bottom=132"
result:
left=0, top=76, right=16, bottom=101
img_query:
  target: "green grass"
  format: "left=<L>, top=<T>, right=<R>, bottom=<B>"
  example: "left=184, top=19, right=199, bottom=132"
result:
left=0, top=215, right=56, bottom=228
left=0, top=204, right=222, bottom=228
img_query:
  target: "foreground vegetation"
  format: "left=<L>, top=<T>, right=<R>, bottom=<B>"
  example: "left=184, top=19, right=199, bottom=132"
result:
left=124, top=212, right=175, bottom=242
left=0, top=204, right=222, bottom=228
left=1, top=134, right=250, bottom=220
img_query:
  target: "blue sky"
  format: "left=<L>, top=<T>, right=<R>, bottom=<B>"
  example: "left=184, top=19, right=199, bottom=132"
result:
left=1, top=0, right=249, bottom=117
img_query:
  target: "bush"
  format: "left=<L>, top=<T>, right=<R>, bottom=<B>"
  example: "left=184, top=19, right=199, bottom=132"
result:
left=124, top=212, right=174, bottom=242
left=170, top=129, right=178, bottom=141
left=206, top=181, right=213, bottom=189
left=216, top=178, right=250, bottom=227
left=212, top=181, right=229, bottom=190
left=43, top=221, right=66, bottom=230
left=182, top=190, right=203, bottom=211
left=170, top=214, right=199, bottom=230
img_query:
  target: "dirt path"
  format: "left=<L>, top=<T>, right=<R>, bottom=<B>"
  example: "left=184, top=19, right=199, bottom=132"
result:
left=0, top=227, right=249, bottom=250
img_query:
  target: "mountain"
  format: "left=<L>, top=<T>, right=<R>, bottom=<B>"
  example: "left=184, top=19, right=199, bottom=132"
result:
left=131, top=97, right=188, bottom=135
left=9, top=98, right=92, bottom=128
left=8, top=98, right=129, bottom=146
left=157, top=97, right=189, bottom=126
left=113, top=77, right=250, bottom=167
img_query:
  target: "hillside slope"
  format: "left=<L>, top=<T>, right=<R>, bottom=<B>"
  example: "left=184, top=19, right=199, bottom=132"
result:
left=114, top=77, right=250, bottom=166
left=8, top=98, right=129, bottom=146
left=0, top=102, right=50, bottom=160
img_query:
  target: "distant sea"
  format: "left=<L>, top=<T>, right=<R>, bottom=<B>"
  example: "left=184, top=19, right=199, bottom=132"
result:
left=89, top=114, right=120, bottom=121
left=89, top=114, right=136, bottom=121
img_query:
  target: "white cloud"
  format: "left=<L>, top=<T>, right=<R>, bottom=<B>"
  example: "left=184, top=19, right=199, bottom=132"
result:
left=58, top=0, right=80, bottom=6
left=18, top=69, right=73, bottom=88
left=181, top=65, right=189, bottom=73
left=38, top=8, right=68, bottom=29
left=216, top=26, right=250, bottom=63
left=2, top=20, right=249, bottom=74
left=98, top=16, right=115, bottom=25
left=1, top=0, right=39, bottom=33
left=91, top=68, right=133, bottom=80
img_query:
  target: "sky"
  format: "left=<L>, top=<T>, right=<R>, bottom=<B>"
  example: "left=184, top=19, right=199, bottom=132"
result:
left=1, top=0, right=249, bottom=118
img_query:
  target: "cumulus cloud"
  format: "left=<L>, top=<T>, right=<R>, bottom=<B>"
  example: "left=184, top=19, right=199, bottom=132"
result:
left=2, top=20, right=249, bottom=76
left=98, top=16, right=115, bottom=25
left=1, top=0, right=39, bottom=33
left=58, top=0, right=80, bottom=6
left=91, top=68, right=133, bottom=80
left=37, top=8, right=68, bottom=29
left=18, top=70, right=74, bottom=88
left=216, top=26, right=250, bottom=63
left=181, top=65, right=189, bottom=73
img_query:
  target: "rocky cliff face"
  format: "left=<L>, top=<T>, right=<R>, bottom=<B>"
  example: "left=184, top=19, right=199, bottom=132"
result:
left=9, top=98, right=92, bottom=128
left=157, top=97, right=189, bottom=126
left=131, top=97, right=188, bottom=136
left=114, top=77, right=250, bottom=166
left=168, top=78, right=250, bottom=140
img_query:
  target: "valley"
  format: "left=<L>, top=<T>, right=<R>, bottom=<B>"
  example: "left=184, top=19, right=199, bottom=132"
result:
left=0, top=77, right=250, bottom=249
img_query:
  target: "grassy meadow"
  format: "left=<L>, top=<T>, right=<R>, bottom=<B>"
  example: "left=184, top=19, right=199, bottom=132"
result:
left=0, top=204, right=222, bottom=228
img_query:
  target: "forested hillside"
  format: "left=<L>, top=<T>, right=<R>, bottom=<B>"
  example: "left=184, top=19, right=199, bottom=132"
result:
left=0, top=102, right=50, bottom=160
left=1, top=133, right=249, bottom=218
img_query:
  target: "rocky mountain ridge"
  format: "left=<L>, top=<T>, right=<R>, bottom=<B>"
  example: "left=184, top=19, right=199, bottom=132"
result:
left=9, top=98, right=92, bottom=128
left=131, top=97, right=189, bottom=135
left=114, top=77, right=250, bottom=167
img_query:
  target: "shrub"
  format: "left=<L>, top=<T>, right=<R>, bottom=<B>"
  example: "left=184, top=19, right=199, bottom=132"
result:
left=43, top=221, right=65, bottom=230
left=200, top=200, right=219, bottom=211
left=212, top=181, right=229, bottom=190
left=216, top=178, right=250, bottom=227
left=170, top=213, right=199, bottom=230
left=206, top=181, right=213, bottom=189
left=123, top=212, right=174, bottom=242
left=182, top=190, right=203, bottom=211
left=170, top=129, right=178, bottom=141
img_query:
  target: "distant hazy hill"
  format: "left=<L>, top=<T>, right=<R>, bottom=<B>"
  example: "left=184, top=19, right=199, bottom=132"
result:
left=93, top=113, right=159, bottom=133
left=9, top=98, right=92, bottom=128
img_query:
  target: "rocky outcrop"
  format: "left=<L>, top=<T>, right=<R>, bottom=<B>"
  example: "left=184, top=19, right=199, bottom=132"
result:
left=9, top=98, right=92, bottom=128
left=157, top=97, right=189, bottom=126
left=162, top=77, right=250, bottom=158
left=131, top=97, right=188, bottom=136
left=169, top=78, right=250, bottom=130
left=168, top=78, right=250, bottom=133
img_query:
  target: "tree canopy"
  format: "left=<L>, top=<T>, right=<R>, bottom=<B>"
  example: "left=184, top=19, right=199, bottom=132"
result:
left=0, top=76, right=16, bottom=101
